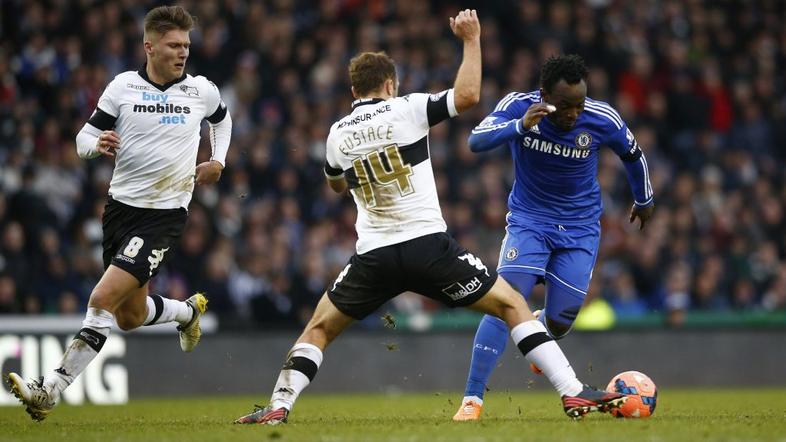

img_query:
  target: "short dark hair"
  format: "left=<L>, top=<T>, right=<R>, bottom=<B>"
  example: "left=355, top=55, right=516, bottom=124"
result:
left=144, top=5, right=195, bottom=37
left=348, top=52, right=397, bottom=96
left=540, top=54, right=588, bottom=93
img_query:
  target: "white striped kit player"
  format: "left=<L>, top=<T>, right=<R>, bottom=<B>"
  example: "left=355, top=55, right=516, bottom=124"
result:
left=324, top=91, right=457, bottom=254
left=81, top=68, right=229, bottom=209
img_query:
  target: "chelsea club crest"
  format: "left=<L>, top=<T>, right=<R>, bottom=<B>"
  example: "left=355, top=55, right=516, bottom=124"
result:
left=505, top=247, right=518, bottom=261
left=575, top=132, right=592, bottom=149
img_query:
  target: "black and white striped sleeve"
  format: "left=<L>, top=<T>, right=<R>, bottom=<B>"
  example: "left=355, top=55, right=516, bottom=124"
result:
left=407, top=90, right=459, bottom=128
left=425, top=89, right=458, bottom=126
left=324, top=161, right=344, bottom=180
left=86, top=108, right=117, bottom=131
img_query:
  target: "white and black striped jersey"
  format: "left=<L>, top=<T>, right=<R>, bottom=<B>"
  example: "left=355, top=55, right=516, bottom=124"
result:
left=325, top=89, right=458, bottom=254
left=82, top=67, right=229, bottom=209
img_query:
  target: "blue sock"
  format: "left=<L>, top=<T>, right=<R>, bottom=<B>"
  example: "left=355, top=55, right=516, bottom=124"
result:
left=464, top=315, right=508, bottom=399
left=463, top=272, right=539, bottom=399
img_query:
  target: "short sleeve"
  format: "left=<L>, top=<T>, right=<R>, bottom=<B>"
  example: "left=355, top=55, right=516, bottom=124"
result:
left=406, top=90, right=458, bottom=129
left=96, top=79, right=121, bottom=117
left=87, top=78, right=121, bottom=130
left=203, top=78, right=228, bottom=124
left=324, top=129, right=344, bottom=179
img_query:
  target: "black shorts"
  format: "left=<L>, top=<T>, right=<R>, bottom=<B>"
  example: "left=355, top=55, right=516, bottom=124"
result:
left=328, top=232, right=498, bottom=320
left=102, top=198, right=187, bottom=286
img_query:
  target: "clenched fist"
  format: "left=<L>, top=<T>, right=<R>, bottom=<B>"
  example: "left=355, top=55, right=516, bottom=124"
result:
left=195, top=160, right=223, bottom=185
left=450, top=9, right=480, bottom=41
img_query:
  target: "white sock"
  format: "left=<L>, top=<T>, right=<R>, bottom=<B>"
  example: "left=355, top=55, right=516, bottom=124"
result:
left=43, top=308, right=114, bottom=400
left=269, top=343, right=324, bottom=411
left=462, top=395, right=483, bottom=406
left=511, top=320, right=583, bottom=397
left=143, top=294, right=193, bottom=326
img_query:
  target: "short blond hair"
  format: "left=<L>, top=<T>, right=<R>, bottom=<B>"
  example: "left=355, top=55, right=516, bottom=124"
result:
left=144, top=5, right=194, bottom=38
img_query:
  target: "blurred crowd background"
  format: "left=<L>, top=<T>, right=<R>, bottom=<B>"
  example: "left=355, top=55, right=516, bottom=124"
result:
left=1, top=0, right=785, bottom=329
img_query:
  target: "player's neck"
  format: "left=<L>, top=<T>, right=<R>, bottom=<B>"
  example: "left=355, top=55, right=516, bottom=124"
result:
left=357, top=93, right=392, bottom=101
left=145, top=62, right=178, bottom=86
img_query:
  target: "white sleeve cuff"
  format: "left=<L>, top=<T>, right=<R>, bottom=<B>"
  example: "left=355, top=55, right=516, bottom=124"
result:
left=76, top=124, right=102, bottom=159
left=446, top=89, right=458, bottom=117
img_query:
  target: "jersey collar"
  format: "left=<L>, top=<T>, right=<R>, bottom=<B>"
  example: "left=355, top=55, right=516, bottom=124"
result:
left=137, top=64, right=187, bottom=92
left=352, top=97, right=385, bottom=109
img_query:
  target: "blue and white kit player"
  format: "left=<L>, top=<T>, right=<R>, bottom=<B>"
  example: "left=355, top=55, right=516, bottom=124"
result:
left=453, top=54, right=655, bottom=421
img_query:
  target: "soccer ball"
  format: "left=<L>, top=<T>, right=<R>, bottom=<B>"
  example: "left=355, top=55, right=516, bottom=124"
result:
left=606, top=371, right=657, bottom=418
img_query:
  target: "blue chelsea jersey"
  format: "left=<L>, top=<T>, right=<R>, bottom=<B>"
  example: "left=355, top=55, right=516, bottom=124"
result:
left=470, top=90, right=651, bottom=226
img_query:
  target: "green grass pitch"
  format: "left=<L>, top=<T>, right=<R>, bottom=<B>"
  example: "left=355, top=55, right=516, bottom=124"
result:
left=2, top=389, right=786, bottom=441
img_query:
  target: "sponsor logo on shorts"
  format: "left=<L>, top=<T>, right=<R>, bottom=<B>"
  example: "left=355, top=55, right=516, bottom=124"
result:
left=114, top=254, right=135, bottom=264
left=442, top=276, right=483, bottom=301
left=505, top=247, right=518, bottom=261
left=458, top=253, right=489, bottom=276
left=148, top=247, right=170, bottom=276
left=332, top=264, right=351, bottom=292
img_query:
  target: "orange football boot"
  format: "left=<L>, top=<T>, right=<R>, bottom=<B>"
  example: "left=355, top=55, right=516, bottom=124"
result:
left=452, top=399, right=483, bottom=421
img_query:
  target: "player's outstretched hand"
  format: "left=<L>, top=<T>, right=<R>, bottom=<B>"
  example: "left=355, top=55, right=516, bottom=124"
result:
left=96, top=130, right=121, bottom=157
left=521, top=103, right=556, bottom=131
left=629, top=203, right=655, bottom=230
left=449, top=9, right=480, bottom=41
left=195, top=160, right=223, bottom=185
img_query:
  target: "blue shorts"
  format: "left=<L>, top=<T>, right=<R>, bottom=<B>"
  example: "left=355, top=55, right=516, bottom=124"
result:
left=497, top=220, right=600, bottom=297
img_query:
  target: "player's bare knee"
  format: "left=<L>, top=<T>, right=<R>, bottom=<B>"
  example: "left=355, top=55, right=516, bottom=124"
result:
left=88, top=285, right=128, bottom=311
left=88, top=289, right=114, bottom=310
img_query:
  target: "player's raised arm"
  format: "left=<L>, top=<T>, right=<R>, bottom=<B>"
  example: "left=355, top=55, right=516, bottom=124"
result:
left=450, top=9, right=481, bottom=113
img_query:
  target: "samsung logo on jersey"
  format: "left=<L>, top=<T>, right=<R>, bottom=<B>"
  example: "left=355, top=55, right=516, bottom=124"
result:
left=522, top=136, right=591, bottom=159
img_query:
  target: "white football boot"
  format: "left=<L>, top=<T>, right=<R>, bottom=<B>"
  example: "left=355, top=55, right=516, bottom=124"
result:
left=7, top=373, right=55, bottom=421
